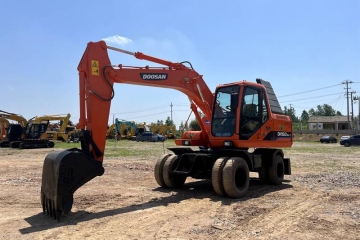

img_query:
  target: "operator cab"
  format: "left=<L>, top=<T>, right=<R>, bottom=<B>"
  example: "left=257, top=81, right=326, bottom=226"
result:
left=211, top=81, right=270, bottom=140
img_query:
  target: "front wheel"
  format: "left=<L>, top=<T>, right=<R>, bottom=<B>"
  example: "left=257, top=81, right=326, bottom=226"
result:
left=344, top=142, right=350, bottom=147
left=154, top=154, right=172, bottom=187
left=163, top=155, right=186, bottom=188
left=211, top=157, right=229, bottom=196
left=222, top=157, right=249, bottom=198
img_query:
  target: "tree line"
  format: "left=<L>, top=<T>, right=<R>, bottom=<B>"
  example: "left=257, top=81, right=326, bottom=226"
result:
left=284, top=104, right=342, bottom=122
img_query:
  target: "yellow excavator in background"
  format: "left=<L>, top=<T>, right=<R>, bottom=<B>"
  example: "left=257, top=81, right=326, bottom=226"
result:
left=106, top=123, right=117, bottom=139
left=149, top=123, right=176, bottom=139
left=106, top=119, right=145, bottom=140
left=0, top=110, right=29, bottom=146
left=0, top=110, right=28, bottom=128
left=32, top=114, right=74, bottom=142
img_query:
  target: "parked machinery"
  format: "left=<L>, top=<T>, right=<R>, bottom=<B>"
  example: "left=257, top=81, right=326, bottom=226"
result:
left=0, top=110, right=28, bottom=147
left=0, top=117, right=10, bottom=142
left=40, top=41, right=292, bottom=220
left=117, top=119, right=139, bottom=139
left=106, top=118, right=143, bottom=140
left=148, top=123, right=176, bottom=139
left=32, top=114, right=73, bottom=142
left=8, top=119, right=55, bottom=149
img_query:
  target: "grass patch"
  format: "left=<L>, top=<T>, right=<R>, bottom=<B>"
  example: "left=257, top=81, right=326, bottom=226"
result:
left=53, top=139, right=179, bottom=158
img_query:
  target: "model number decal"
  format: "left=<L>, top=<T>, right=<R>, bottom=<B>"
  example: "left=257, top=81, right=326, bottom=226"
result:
left=277, top=131, right=291, bottom=137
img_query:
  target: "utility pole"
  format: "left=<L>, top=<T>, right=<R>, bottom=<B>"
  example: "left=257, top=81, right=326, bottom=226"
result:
left=170, top=102, right=173, bottom=122
left=350, top=91, right=356, bottom=129
left=354, top=96, right=360, bottom=130
left=342, top=80, right=353, bottom=129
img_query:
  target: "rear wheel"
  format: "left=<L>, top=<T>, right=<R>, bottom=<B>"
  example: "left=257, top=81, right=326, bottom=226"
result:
left=267, top=155, right=284, bottom=185
left=222, top=157, right=249, bottom=198
left=163, top=155, right=186, bottom=188
left=48, top=141, right=55, bottom=148
left=258, top=165, right=269, bottom=184
left=211, top=157, right=229, bottom=196
left=154, top=154, right=172, bottom=187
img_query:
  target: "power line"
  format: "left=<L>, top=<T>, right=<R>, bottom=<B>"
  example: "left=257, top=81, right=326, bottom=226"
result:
left=126, top=111, right=170, bottom=119
left=281, top=92, right=343, bottom=103
left=278, top=83, right=342, bottom=98
left=111, top=104, right=168, bottom=114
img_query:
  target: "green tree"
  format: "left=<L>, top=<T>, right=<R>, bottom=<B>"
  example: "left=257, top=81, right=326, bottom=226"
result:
left=189, top=119, right=200, bottom=131
left=300, top=110, right=309, bottom=122
left=283, top=106, right=299, bottom=122
left=165, top=116, right=174, bottom=126
left=323, top=104, right=336, bottom=116
left=308, top=104, right=341, bottom=117
left=308, top=108, right=317, bottom=117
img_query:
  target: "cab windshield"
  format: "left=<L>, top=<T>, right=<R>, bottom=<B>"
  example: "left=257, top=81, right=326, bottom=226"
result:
left=211, top=85, right=240, bottom=137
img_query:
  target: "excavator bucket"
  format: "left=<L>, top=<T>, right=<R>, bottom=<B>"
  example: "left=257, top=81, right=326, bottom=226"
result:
left=41, top=149, right=104, bottom=221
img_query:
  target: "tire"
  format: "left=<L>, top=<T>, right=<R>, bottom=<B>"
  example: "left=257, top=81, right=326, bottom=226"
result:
left=211, top=157, right=229, bottom=196
left=344, top=142, right=350, bottom=147
left=258, top=165, right=269, bottom=184
left=267, top=155, right=284, bottom=185
left=163, top=155, right=186, bottom=188
left=48, top=141, right=55, bottom=148
left=154, top=154, right=172, bottom=187
left=222, top=157, right=250, bottom=198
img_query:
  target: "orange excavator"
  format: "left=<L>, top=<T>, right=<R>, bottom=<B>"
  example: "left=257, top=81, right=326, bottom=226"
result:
left=41, top=41, right=292, bottom=220
left=0, top=117, right=10, bottom=142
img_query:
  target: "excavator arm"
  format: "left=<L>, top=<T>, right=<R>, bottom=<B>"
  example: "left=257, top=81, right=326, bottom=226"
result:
left=0, top=110, right=28, bottom=127
left=77, top=41, right=214, bottom=160
left=41, top=41, right=216, bottom=220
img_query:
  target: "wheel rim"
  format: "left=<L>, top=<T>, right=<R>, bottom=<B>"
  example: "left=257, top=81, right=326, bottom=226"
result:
left=235, top=167, right=247, bottom=191
left=276, top=162, right=284, bottom=179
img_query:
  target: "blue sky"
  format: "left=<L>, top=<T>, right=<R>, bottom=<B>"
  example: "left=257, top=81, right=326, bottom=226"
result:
left=1, top=0, right=359, bottom=127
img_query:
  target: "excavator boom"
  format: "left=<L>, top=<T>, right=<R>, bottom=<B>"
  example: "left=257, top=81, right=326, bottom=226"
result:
left=0, top=110, right=28, bottom=127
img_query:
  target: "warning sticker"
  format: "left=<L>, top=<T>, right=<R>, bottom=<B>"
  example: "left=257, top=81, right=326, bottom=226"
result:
left=91, top=60, right=99, bottom=75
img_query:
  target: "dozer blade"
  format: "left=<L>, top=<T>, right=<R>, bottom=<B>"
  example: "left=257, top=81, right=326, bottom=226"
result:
left=41, top=149, right=104, bottom=221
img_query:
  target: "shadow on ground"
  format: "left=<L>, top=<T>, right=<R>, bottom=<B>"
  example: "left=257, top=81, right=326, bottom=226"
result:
left=20, top=178, right=292, bottom=234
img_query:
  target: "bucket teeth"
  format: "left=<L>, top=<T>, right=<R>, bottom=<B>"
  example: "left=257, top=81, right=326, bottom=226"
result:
left=41, top=193, right=61, bottom=221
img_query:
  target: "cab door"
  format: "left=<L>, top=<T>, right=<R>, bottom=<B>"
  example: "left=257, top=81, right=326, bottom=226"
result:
left=239, top=87, right=268, bottom=140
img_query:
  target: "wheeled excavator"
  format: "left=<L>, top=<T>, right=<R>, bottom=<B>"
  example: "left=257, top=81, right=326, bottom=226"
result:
left=40, top=41, right=292, bottom=221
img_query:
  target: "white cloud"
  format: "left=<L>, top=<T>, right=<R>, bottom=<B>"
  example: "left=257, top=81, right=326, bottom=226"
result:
left=102, top=35, right=133, bottom=46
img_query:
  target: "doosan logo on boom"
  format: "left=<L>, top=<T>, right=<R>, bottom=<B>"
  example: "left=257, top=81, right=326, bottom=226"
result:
left=140, top=73, right=168, bottom=80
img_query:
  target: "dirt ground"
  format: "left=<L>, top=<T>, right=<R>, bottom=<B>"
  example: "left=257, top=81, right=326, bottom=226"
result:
left=0, top=141, right=359, bottom=240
